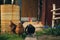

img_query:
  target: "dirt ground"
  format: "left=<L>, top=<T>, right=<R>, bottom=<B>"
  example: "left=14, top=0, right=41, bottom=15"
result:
left=37, top=35, right=60, bottom=40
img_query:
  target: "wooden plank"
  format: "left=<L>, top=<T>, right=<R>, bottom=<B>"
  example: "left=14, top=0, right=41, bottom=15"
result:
left=41, top=0, right=46, bottom=25
left=53, top=17, right=60, bottom=19
left=53, top=13, right=60, bottom=15
left=55, top=13, right=60, bottom=15
left=22, top=0, right=38, bottom=17
left=51, top=8, right=60, bottom=11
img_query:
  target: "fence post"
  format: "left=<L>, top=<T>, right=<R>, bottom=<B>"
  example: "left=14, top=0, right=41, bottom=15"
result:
left=52, top=4, right=56, bottom=28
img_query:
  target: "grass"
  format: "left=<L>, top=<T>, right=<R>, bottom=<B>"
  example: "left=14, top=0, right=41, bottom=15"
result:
left=36, top=27, right=60, bottom=40
left=0, top=25, right=60, bottom=40
left=0, top=33, right=24, bottom=40
left=36, top=27, right=60, bottom=36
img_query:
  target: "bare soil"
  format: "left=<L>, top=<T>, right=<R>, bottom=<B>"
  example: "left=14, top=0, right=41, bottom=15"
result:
left=37, top=35, right=60, bottom=40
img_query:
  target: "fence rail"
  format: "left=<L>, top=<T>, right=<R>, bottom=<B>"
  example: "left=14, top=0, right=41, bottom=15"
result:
left=51, top=4, right=60, bottom=28
left=51, top=8, right=60, bottom=11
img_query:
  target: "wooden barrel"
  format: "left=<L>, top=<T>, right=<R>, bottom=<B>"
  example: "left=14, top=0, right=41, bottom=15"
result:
left=1, top=4, right=20, bottom=33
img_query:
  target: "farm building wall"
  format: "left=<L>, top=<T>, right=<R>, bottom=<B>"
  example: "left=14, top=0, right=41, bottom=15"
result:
left=42, top=0, right=60, bottom=26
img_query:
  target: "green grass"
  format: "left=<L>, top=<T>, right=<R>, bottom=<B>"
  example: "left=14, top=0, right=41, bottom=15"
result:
left=0, top=33, right=24, bottom=40
left=36, top=27, right=60, bottom=36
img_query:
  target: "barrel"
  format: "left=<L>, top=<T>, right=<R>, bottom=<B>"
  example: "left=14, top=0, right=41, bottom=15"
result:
left=1, top=4, right=20, bottom=33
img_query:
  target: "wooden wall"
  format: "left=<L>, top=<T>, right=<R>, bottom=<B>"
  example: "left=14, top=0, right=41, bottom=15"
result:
left=22, top=0, right=38, bottom=17
left=42, top=0, right=60, bottom=26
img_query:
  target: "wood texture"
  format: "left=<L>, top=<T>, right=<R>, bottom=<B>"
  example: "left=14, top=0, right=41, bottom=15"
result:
left=22, top=0, right=38, bottom=17
left=1, top=5, right=20, bottom=33
left=42, top=0, right=60, bottom=26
